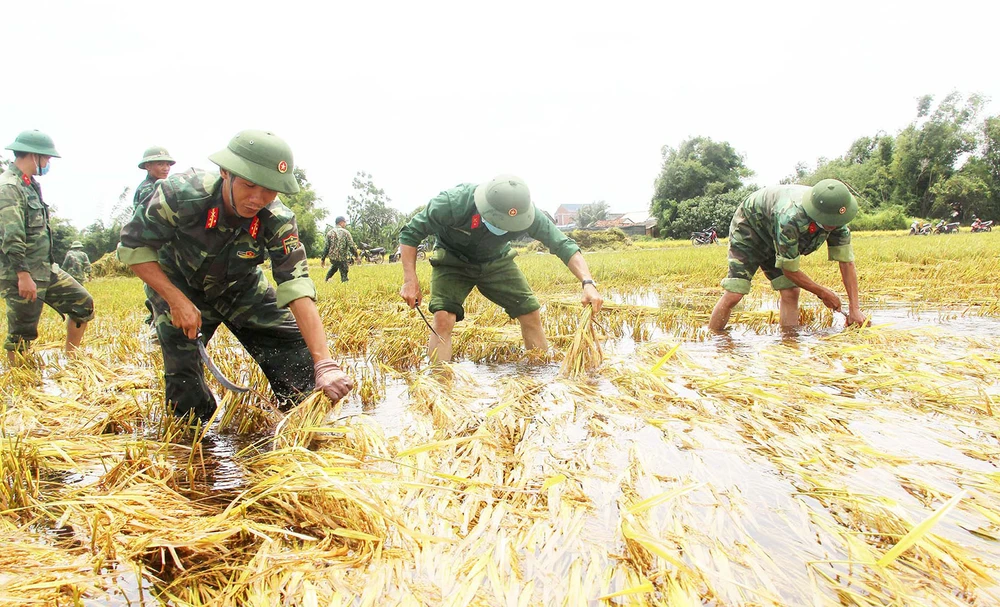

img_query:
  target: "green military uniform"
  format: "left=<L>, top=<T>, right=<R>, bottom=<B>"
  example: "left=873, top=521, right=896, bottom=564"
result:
left=322, top=226, right=358, bottom=282
left=133, top=175, right=158, bottom=207
left=61, top=243, right=91, bottom=283
left=0, top=165, right=94, bottom=352
left=723, top=184, right=855, bottom=294
left=118, top=168, right=317, bottom=420
left=399, top=183, right=580, bottom=321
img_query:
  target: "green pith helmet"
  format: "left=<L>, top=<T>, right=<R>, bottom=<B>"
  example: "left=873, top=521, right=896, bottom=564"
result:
left=71, top=241, right=83, bottom=248
left=801, top=179, right=858, bottom=227
left=208, top=130, right=299, bottom=195
left=138, top=146, right=175, bottom=169
left=474, top=174, right=534, bottom=232
left=5, top=130, right=61, bottom=158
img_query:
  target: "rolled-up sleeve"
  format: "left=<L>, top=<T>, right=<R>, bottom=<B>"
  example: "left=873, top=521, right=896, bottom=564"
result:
left=117, top=182, right=177, bottom=265
left=266, top=213, right=316, bottom=307
left=526, top=212, right=580, bottom=264
left=774, top=220, right=801, bottom=272
left=827, top=226, right=854, bottom=262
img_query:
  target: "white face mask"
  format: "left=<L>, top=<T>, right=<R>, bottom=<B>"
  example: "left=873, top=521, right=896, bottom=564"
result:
left=483, top=220, right=508, bottom=236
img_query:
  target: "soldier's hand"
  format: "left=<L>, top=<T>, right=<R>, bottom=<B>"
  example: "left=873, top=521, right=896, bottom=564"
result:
left=845, top=308, right=867, bottom=327
left=169, top=298, right=202, bottom=340
left=400, top=280, right=422, bottom=309
left=582, top=283, right=603, bottom=313
left=314, top=358, right=354, bottom=402
left=17, top=272, right=37, bottom=302
left=818, top=288, right=842, bottom=312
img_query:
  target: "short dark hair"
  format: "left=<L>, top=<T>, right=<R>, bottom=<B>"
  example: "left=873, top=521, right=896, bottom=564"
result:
left=335, top=216, right=346, bottom=224
left=13, top=151, right=29, bottom=159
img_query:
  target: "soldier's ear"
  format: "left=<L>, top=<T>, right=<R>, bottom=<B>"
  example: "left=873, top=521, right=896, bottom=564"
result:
left=219, top=169, right=230, bottom=180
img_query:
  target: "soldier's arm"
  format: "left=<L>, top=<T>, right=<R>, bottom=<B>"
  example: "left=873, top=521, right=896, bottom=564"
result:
left=83, top=255, right=91, bottom=274
left=0, top=185, right=30, bottom=274
left=826, top=226, right=855, bottom=263
left=525, top=211, right=581, bottom=264
left=399, top=192, right=455, bottom=302
left=345, top=231, right=358, bottom=256
left=265, top=213, right=316, bottom=308
left=773, top=220, right=802, bottom=273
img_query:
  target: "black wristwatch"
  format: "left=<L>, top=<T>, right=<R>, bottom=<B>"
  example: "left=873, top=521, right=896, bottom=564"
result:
left=582, top=279, right=597, bottom=289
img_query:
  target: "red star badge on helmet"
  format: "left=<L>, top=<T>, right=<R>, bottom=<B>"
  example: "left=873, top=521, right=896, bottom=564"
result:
left=277, top=160, right=288, bottom=174
left=508, top=208, right=518, bottom=217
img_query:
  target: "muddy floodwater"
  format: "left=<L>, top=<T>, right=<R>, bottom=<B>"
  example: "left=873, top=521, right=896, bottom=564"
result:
left=3, top=236, right=1000, bottom=606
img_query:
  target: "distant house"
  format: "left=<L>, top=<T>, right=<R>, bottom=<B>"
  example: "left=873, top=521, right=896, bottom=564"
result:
left=590, top=211, right=659, bottom=237
left=553, top=203, right=585, bottom=226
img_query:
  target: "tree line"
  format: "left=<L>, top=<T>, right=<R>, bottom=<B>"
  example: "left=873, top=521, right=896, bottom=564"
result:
left=650, top=92, right=1000, bottom=238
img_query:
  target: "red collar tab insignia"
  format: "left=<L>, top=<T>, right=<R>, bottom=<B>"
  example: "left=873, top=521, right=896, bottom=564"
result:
left=471, top=214, right=482, bottom=229
left=249, top=216, right=261, bottom=239
left=205, top=207, right=220, bottom=229
left=808, top=222, right=818, bottom=234
left=508, top=208, right=518, bottom=217
left=277, top=160, right=288, bottom=174
left=22, top=174, right=31, bottom=186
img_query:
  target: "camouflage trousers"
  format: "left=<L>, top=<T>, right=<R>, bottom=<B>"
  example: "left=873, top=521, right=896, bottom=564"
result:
left=1, top=266, right=95, bottom=352
left=146, top=280, right=314, bottom=421
left=325, top=260, right=350, bottom=282
left=722, top=210, right=796, bottom=294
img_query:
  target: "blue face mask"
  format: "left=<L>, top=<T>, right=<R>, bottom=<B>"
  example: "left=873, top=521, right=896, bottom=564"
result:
left=483, top=220, right=508, bottom=236
left=36, top=156, right=50, bottom=176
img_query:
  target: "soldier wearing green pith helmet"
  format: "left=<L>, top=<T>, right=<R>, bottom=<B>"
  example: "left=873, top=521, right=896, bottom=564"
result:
left=134, top=146, right=175, bottom=207
left=398, top=175, right=604, bottom=362
left=708, top=179, right=867, bottom=331
left=62, top=241, right=91, bottom=283
left=117, top=130, right=354, bottom=422
left=0, top=130, right=94, bottom=365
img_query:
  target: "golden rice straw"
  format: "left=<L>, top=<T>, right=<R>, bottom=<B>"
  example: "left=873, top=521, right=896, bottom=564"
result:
left=559, top=305, right=603, bottom=378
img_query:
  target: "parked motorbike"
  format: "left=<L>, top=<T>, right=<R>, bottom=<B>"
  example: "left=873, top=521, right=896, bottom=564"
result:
left=909, top=221, right=932, bottom=236
left=359, top=242, right=386, bottom=263
left=971, top=218, right=993, bottom=233
left=933, top=220, right=960, bottom=234
left=388, top=243, right=428, bottom=263
left=691, top=226, right=720, bottom=246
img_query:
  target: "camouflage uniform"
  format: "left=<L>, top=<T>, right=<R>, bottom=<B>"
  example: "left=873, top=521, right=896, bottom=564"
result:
left=61, top=247, right=91, bottom=283
left=133, top=175, right=158, bottom=208
left=399, top=183, right=580, bottom=321
left=0, top=165, right=94, bottom=352
left=723, top=184, right=855, bottom=294
left=322, top=226, right=357, bottom=282
left=117, top=168, right=317, bottom=420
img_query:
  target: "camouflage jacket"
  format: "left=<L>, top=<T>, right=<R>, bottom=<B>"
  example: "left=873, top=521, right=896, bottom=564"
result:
left=322, top=226, right=357, bottom=262
left=133, top=175, right=158, bottom=207
left=117, top=169, right=316, bottom=319
left=62, top=249, right=91, bottom=282
left=0, top=164, right=55, bottom=282
left=399, top=183, right=580, bottom=264
left=732, top=185, right=854, bottom=273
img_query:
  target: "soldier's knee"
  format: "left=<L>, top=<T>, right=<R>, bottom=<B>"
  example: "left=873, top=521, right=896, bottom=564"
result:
left=72, top=294, right=96, bottom=323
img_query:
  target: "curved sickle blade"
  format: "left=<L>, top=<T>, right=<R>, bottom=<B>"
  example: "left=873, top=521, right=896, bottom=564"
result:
left=197, top=338, right=249, bottom=393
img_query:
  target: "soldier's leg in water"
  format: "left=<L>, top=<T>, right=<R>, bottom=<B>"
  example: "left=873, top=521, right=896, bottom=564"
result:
left=224, top=287, right=314, bottom=411
left=2, top=279, right=45, bottom=365
left=477, top=255, right=544, bottom=353
left=146, top=285, right=220, bottom=421
left=43, top=268, right=95, bottom=353
left=762, top=260, right=800, bottom=328
left=427, top=260, right=474, bottom=363
left=710, top=244, right=757, bottom=331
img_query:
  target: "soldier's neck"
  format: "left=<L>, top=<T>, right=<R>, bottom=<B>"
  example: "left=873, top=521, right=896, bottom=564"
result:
left=13, top=158, right=36, bottom=176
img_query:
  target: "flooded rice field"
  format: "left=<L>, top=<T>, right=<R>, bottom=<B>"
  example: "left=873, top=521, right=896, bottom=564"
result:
left=2, top=233, right=1000, bottom=606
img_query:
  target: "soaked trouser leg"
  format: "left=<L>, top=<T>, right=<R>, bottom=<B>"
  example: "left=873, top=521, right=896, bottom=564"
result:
left=224, top=288, right=314, bottom=411
left=146, top=284, right=221, bottom=421
left=2, top=268, right=94, bottom=352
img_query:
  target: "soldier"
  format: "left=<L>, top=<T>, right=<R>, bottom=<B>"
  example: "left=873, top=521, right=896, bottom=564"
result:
left=398, top=175, right=603, bottom=362
left=135, top=146, right=175, bottom=207
left=117, top=130, right=353, bottom=421
left=708, top=179, right=867, bottom=331
left=1, top=130, right=94, bottom=365
left=62, top=241, right=91, bottom=283
left=320, top=216, right=359, bottom=282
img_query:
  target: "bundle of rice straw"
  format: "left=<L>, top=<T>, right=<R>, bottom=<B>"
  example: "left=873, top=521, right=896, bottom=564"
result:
left=559, top=305, right=603, bottom=378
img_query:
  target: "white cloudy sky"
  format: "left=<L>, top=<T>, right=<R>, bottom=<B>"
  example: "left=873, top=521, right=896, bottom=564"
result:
left=4, top=0, right=998, bottom=228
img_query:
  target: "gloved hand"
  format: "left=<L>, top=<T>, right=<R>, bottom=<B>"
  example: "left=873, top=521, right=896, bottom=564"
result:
left=314, top=358, right=354, bottom=402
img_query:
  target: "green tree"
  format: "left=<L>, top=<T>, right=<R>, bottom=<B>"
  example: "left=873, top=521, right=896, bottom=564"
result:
left=49, top=215, right=81, bottom=265
left=279, top=167, right=328, bottom=257
left=890, top=92, right=986, bottom=216
left=929, top=171, right=991, bottom=220
left=650, top=137, right=753, bottom=234
left=576, top=200, right=609, bottom=228
left=346, top=171, right=402, bottom=249
left=662, top=187, right=753, bottom=239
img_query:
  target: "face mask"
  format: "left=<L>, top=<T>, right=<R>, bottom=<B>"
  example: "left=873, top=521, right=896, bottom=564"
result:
left=36, top=155, right=50, bottom=176
left=483, top=220, right=508, bottom=236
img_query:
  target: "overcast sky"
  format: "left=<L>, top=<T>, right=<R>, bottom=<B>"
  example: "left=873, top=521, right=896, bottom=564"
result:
left=4, top=0, right=998, bottom=229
